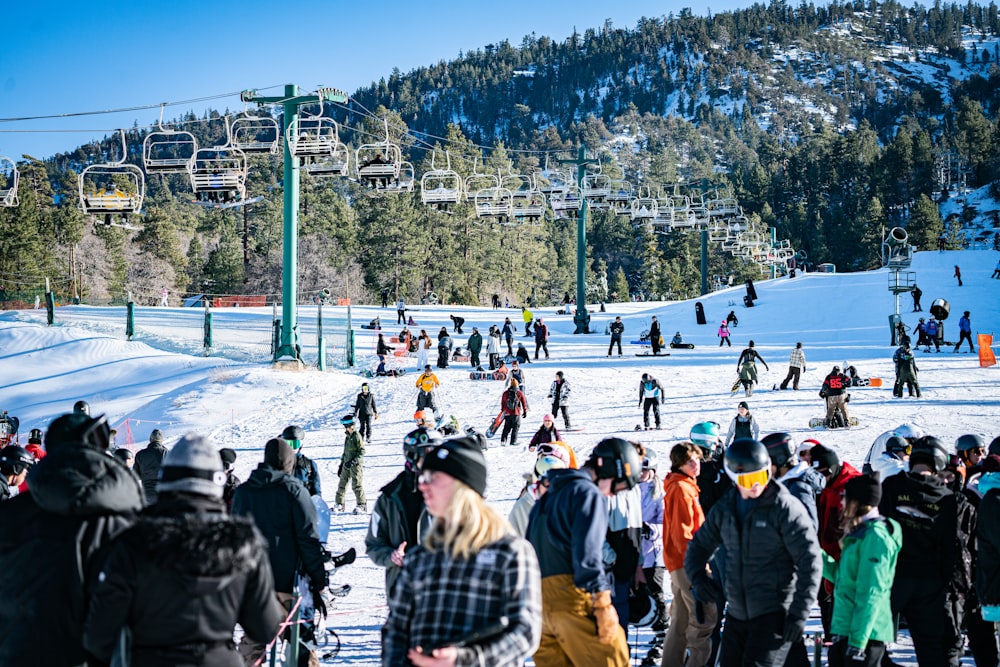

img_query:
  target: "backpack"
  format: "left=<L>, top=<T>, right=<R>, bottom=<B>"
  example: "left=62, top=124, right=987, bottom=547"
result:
left=505, top=389, right=520, bottom=412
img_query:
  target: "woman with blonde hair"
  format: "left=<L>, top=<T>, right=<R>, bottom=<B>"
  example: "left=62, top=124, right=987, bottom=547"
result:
left=382, top=436, right=541, bottom=666
left=416, top=329, right=431, bottom=370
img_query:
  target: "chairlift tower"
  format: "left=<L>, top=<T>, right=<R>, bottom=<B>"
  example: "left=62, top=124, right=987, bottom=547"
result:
left=882, top=226, right=916, bottom=344
left=558, top=147, right=595, bottom=334
left=241, top=85, right=348, bottom=366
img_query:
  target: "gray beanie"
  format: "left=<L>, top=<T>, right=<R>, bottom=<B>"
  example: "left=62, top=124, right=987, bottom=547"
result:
left=157, top=434, right=226, bottom=498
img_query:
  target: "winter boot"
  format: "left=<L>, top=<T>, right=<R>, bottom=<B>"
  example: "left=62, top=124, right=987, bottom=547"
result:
left=353, top=505, right=367, bottom=515
left=333, top=504, right=345, bottom=512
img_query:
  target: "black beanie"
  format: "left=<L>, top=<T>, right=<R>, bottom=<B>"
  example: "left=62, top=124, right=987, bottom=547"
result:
left=421, top=436, right=488, bottom=496
left=809, top=444, right=839, bottom=472
left=264, top=438, right=295, bottom=474
left=844, top=474, right=882, bottom=507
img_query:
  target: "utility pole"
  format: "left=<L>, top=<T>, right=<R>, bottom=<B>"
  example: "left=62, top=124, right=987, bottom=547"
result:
left=241, top=85, right=347, bottom=365
left=558, top=147, right=595, bottom=334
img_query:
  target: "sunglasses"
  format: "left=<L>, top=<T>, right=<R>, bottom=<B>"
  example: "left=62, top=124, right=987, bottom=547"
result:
left=732, top=468, right=769, bottom=490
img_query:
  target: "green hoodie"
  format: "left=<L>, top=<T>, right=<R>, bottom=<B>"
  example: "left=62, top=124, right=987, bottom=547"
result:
left=823, top=515, right=902, bottom=649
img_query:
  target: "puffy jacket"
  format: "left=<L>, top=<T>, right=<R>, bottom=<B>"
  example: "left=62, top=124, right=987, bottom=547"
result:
left=415, top=371, right=440, bottom=393
left=817, top=462, right=862, bottom=561
left=548, top=379, right=570, bottom=406
left=534, top=322, right=549, bottom=342
left=134, top=442, right=168, bottom=504
left=725, top=414, right=759, bottom=446
left=824, top=517, right=902, bottom=650
left=959, top=316, right=971, bottom=333
left=468, top=332, right=483, bottom=354
left=976, top=473, right=1000, bottom=607
left=354, top=391, right=378, bottom=417
left=868, top=451, right=908, bottom=480
left=0, top=442, right=143, bottom=666
left=487, top=333, right=501, bottom=354
left=610, top=321, right=624, bottom=337
left=522, top=309, right=533, bottom=324
left=231, top=465, right=327, bottom=594
left=696, top=458, right=732, bottom=516
left=685, top=482, right=821, bottom=624
left=83, top=493, right=284, bottom=666
left=365, top=471, right=431, bottom=597
left=527, top=468, right=610, bottom=593
left=662, top=471, right=703, bottom=571
left=879, top=470, right=957, bottom=580
left=528, top=425, right=560, bottom=449
left=777, top=462, right=826, bottom=531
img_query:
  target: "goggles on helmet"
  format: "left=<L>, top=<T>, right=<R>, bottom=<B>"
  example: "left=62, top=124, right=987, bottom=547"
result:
left=731, top=467, right=769, bottom=490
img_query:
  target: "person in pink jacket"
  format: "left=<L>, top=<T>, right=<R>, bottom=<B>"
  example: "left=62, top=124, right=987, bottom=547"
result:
left=718, top=321, right=732, bottom=347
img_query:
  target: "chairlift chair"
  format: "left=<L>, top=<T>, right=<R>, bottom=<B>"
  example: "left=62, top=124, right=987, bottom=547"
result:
left=421, top=154, right=463, bottom=209
left=606, top=179, right=633, bottom=214
left=374, top=161, right=415, bottom=194
left=502, top=170, right=545, bottom=222
left=630, top=188, right=658, bottom=222
left=474, top=186, right=513, bottom=220
left=142, top=130, right=198, bottom=174
left=708, top=197, right=740, bottom=217
left=582, top=173, right=612, bottom=207
left=78, top=130, right=145, bottom=224
left=303, top=142, right=350, bottom=177
left=0, top=156, right=18, bottom=207
left=549, top=184, right=581, bottom=220
left=356, top=139, right=403, bottom=189
left=189, top=146, right=248, bottom=204
left=287, top=116, right=341, bottom=159
left=231, top=112, right=281, bottom=154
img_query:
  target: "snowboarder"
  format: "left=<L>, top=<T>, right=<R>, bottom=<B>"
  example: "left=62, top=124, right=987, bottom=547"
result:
left=415, top=365, right=440, bottom=418
left=522, top=306, right=534, bottom=337
left=925, top=317, right=941, bottom=352
left=534, top=318, right=550, bottom=360
left=821, top=365, right=851, bottom=427
left=778, top=342, right=806, bottom=391
left=507, top=359, right=526, bottom=390
left=638, top=373, right=665, bottom=430
left=608, top=316, right=624, bottom=357
left=502, top=317, right=515, bottom=356
left=737, top=357, right=758, bottom=397
left=450, top=313, right=465, bottom=334
left=548, top=371, right=571, bottom=430
left=912, top=284, right=923, bottom=312
left=335, top=414, right=366, bottom=513
left=726, top=310, right=738, bottom=327
left=515, top=342, right=531, bottom=364
left=649, top=316, right=663, bottom=355
left=954, top=311, right=974, bottom=353
left=718, top=320, right=732, bottom=347
left=353, top=383, right=379, bottom=441
left=134, top=428, right=168, bottom=505
left=467, top=327, right=483, bottom=369
left=725, top=401, right=760, bottom=446
left=895, top=345, right=921, bottom=398
left=736, top=340, right=768, bottom=371
left=527, top=414, right=561, bottom=452
left=282, top=425, right=322, bottom=497
left=499, top=379, right=528, bottom=447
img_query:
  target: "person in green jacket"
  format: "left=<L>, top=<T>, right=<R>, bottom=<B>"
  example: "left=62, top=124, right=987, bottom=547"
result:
left=335, top=414, right=366, bottom=514
left=823, top=474, right=902, bottom=666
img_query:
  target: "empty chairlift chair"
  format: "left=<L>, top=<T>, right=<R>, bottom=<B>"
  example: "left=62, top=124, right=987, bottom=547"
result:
left=0, top=157, right=18, bottom=207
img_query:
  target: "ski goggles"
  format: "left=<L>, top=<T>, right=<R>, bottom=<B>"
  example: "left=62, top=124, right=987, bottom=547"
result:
left=729, top=468, right=769, bottom=490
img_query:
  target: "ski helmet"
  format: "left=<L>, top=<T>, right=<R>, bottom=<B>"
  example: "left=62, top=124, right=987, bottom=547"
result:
left=45, top=413, right=111, bottom=451
left=724, top=438, right=771, bottom=490
left=690, top=421, right=722, bottom=455
left=642, top=448, right=659, bottom=473
left=27, top=428, right=43, bottom=445
left=73, top=400, right=90, bottom=416
left=956, top=434, right=984, bottom=453
left=282, top=425, right=305, bottom=450
left=893, top=423, right=925, bottom=441
left=339, top=415, right=356, bottom=428
left=534, top=454, right=568, bottom=482
left=761, top=432, right=796, bottom=469
left=909, top=436, right=949, bottom=473
left=587, top=437, right=642, bottom=490
left=0, top=445, right=35, bottom=475
left=403, top=427, right=442, bottom=471
left=885, top=436, right=910, bottom=456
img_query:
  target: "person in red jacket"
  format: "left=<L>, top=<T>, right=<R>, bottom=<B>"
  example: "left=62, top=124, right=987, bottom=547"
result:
left=810, top=443, right=861, bottom=639
left=820, top=366, right=851, bottom=428
left=499, top=379, right=528, bottom=447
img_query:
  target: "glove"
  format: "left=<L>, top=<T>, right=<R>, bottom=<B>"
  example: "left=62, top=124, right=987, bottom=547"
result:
left=641, top=522, right=654, bottom=540
left=782, top=617, right=805, bottom=644
left=311, top=587, right=328, bottom=620
left=845, top=645, right=866, bottom=662
left=591, top=590, right=619, bottom=645
left=336, top=461, right=343, bottom=477
left=522, top=413, right=527, bottom=418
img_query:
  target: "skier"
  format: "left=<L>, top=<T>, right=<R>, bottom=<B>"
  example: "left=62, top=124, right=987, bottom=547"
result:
left=282, top=425, right=322, bottom=497
left=467, top=326, right=483, bottom=369
left=684, top=438, right=821, bottom=666
left=0, top=446, right=34, bottom=502
left=231, top=437, right=329, bottom=666
left=913, top=317, right=929, bottom=348
left=649, top=315, right=663, bottom=355
left=365, top=427, right=437, bottom=597
left=912, top=284, right=923, bottom=311
left=415, top=365, right=440, bottom=418
left=335, top=414, right=366, bottom=514
left=638, top=372, right=665, bottom=430
left=527, top=438, right=638, bottom=665
left=396, top=297, right=406, bottom=324
left=83, top=435, right=284, bottom=667
left=955, top=310, right=974, bottom=353
left=499, top=379, right=528, bottom=447
left=778, top=342, right=806, bottom=390
left=353, top=383, right=379, bottom=442
left=449, top=313, right=465, bottom=334
left=502, top=317, right=515, bottom=356
left=725, top=401, right=760, bottom=446
left=547, top=371, right=571, bottom=430
left=133, top=428, right=168, bottom=505
left=717, top=320, right=732, bottom=347
left=821, top=365, right=851, bottom=427
left=608, top=316, right=624, bottom=357
left=534, top=318, right=550, bottom=360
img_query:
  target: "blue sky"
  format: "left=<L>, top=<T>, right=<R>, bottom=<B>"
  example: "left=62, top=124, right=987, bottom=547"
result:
left=1, top=0, right=758, bottom=160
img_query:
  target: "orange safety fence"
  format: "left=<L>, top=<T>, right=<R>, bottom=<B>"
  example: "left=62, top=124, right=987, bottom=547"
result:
left=979, top=334, right=996, bottom=368
left=213, top=295, right=267, bottom=307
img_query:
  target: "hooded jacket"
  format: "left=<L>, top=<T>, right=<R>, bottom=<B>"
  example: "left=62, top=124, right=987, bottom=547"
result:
left=976, top=473, right=1000, bottom=607
left=134, top=441, right=168, bottom=504
left=83, top=493, right=284, bottom=666
left=879, top=470, right=957, bottom=580
left=365, top=470, right=432, bottom=597
left=231, top=465, right=327, bottom=594
left=0, top=441, right=143, bottom=666
left=777, top=462, right=826, bottom=531
left=662, top=471, right=704, bottom=572
left=817, top=462, right=861, bottom=560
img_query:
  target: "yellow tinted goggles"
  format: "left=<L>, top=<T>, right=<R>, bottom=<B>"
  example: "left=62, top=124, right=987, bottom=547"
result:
left=733, top=468, right=769, bottom=490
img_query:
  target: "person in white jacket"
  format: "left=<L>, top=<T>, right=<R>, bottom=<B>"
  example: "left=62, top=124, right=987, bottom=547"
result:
left=486, top=326, right=502, bottom=370
left=862, top=423, right=925, bottom=475
left=507, top=454, right=565, bottom=536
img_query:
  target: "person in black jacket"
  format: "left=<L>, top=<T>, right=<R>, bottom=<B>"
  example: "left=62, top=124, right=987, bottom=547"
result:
left=219, top=447, right=239, bottom=513
left=353, top=383, right=379, bottom=442
left=879, top=436, right=960, bottom=667
left=83, top=435, right=284, bottom=667
left=449, top=313, right=464, bottom=334
left=608, top=316, right=624, bottom=357
left=282, top=425, right=322, bottom=497
left=0, top=412, right=143, bottom=666
left=975, top=456, right=1000, bottom=662
left=649, top=315, right=662, bottom=355
left=133, top=429, right=167, bottom=505
left=232, top=437, right=329, bottom=666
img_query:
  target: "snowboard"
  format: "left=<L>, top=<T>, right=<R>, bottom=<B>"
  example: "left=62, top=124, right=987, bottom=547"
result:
left=562, top=427, right=585, bottom=433
left=312, top=495, right=331, bottom=544
left=485, top=411, right=505, bottom=438
left=809, top=416, right=860, bottom=428
left=470, top=370, right=507, bottom=380
left=669, top=343, right=695, bottom=349
left=635, top=352, right=670, bottom=357
left=852, top=377, right=883, bottom=387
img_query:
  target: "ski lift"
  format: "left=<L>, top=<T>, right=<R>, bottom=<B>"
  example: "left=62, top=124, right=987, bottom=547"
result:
left=708, top=221, right=731, bottom=243
left=303, top=141, right=350, bottom=177
left=0, top=156, right=18, bottom=207
left=464, top=161, right=498, bottom=206
left=189, top=146, right=248, bottom=205
left=649, top=191, right=675, bottom=228
left=142, top=106, right=198, bottom=173
left=421, top=152, right=463, bottom=209
left=79, top=129, right=145, bottom=226
left=371, top=161, right=414, bottom=195
left=231, top=107, right=281, bottom=155
left=356, top=119, right=404, bottom=190
left=503, top=168, right=545, bottom=222
left=549, top=183, right=581, bottom=220
left=474, top=185, right=513, bottom=221
left=606, top=179, right=633, bottom=214
left=708, top=197, right=740, bottom=217
left=630, top=187, right=658, bottom=222
left=582, top=172, right=611, bottom=209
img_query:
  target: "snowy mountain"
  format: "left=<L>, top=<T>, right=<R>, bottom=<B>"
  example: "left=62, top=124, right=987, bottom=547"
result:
left=1, top=247, right=998, bottom=664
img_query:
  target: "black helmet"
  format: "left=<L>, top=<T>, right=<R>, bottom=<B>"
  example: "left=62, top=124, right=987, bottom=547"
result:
left=73, top=400, right=90, bottom=416
left=28, top=428, right=43, bottom=445
left=956, top=434, right=984, bottom=453
left=403, top=427, right=442, bottom=471
left=724, top=438, right=771, bottom=489
left=0, top=445, right=35, bottom=475
left=281, top=425, right=305, bottom=441
left=910, top=436, right=949, bottom=473
left=45, top=413, right=112, bottom=451
left=990, top=436, right=1000, bottom=457
left=587, top=437, right=642, bottom=490
left=761, top=432, right=796, bottom=469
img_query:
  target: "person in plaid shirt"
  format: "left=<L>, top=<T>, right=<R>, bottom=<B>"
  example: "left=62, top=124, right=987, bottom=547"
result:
left=382, top=436, right=541, bottom=666
left=778, top=342, right=807, bottom=391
